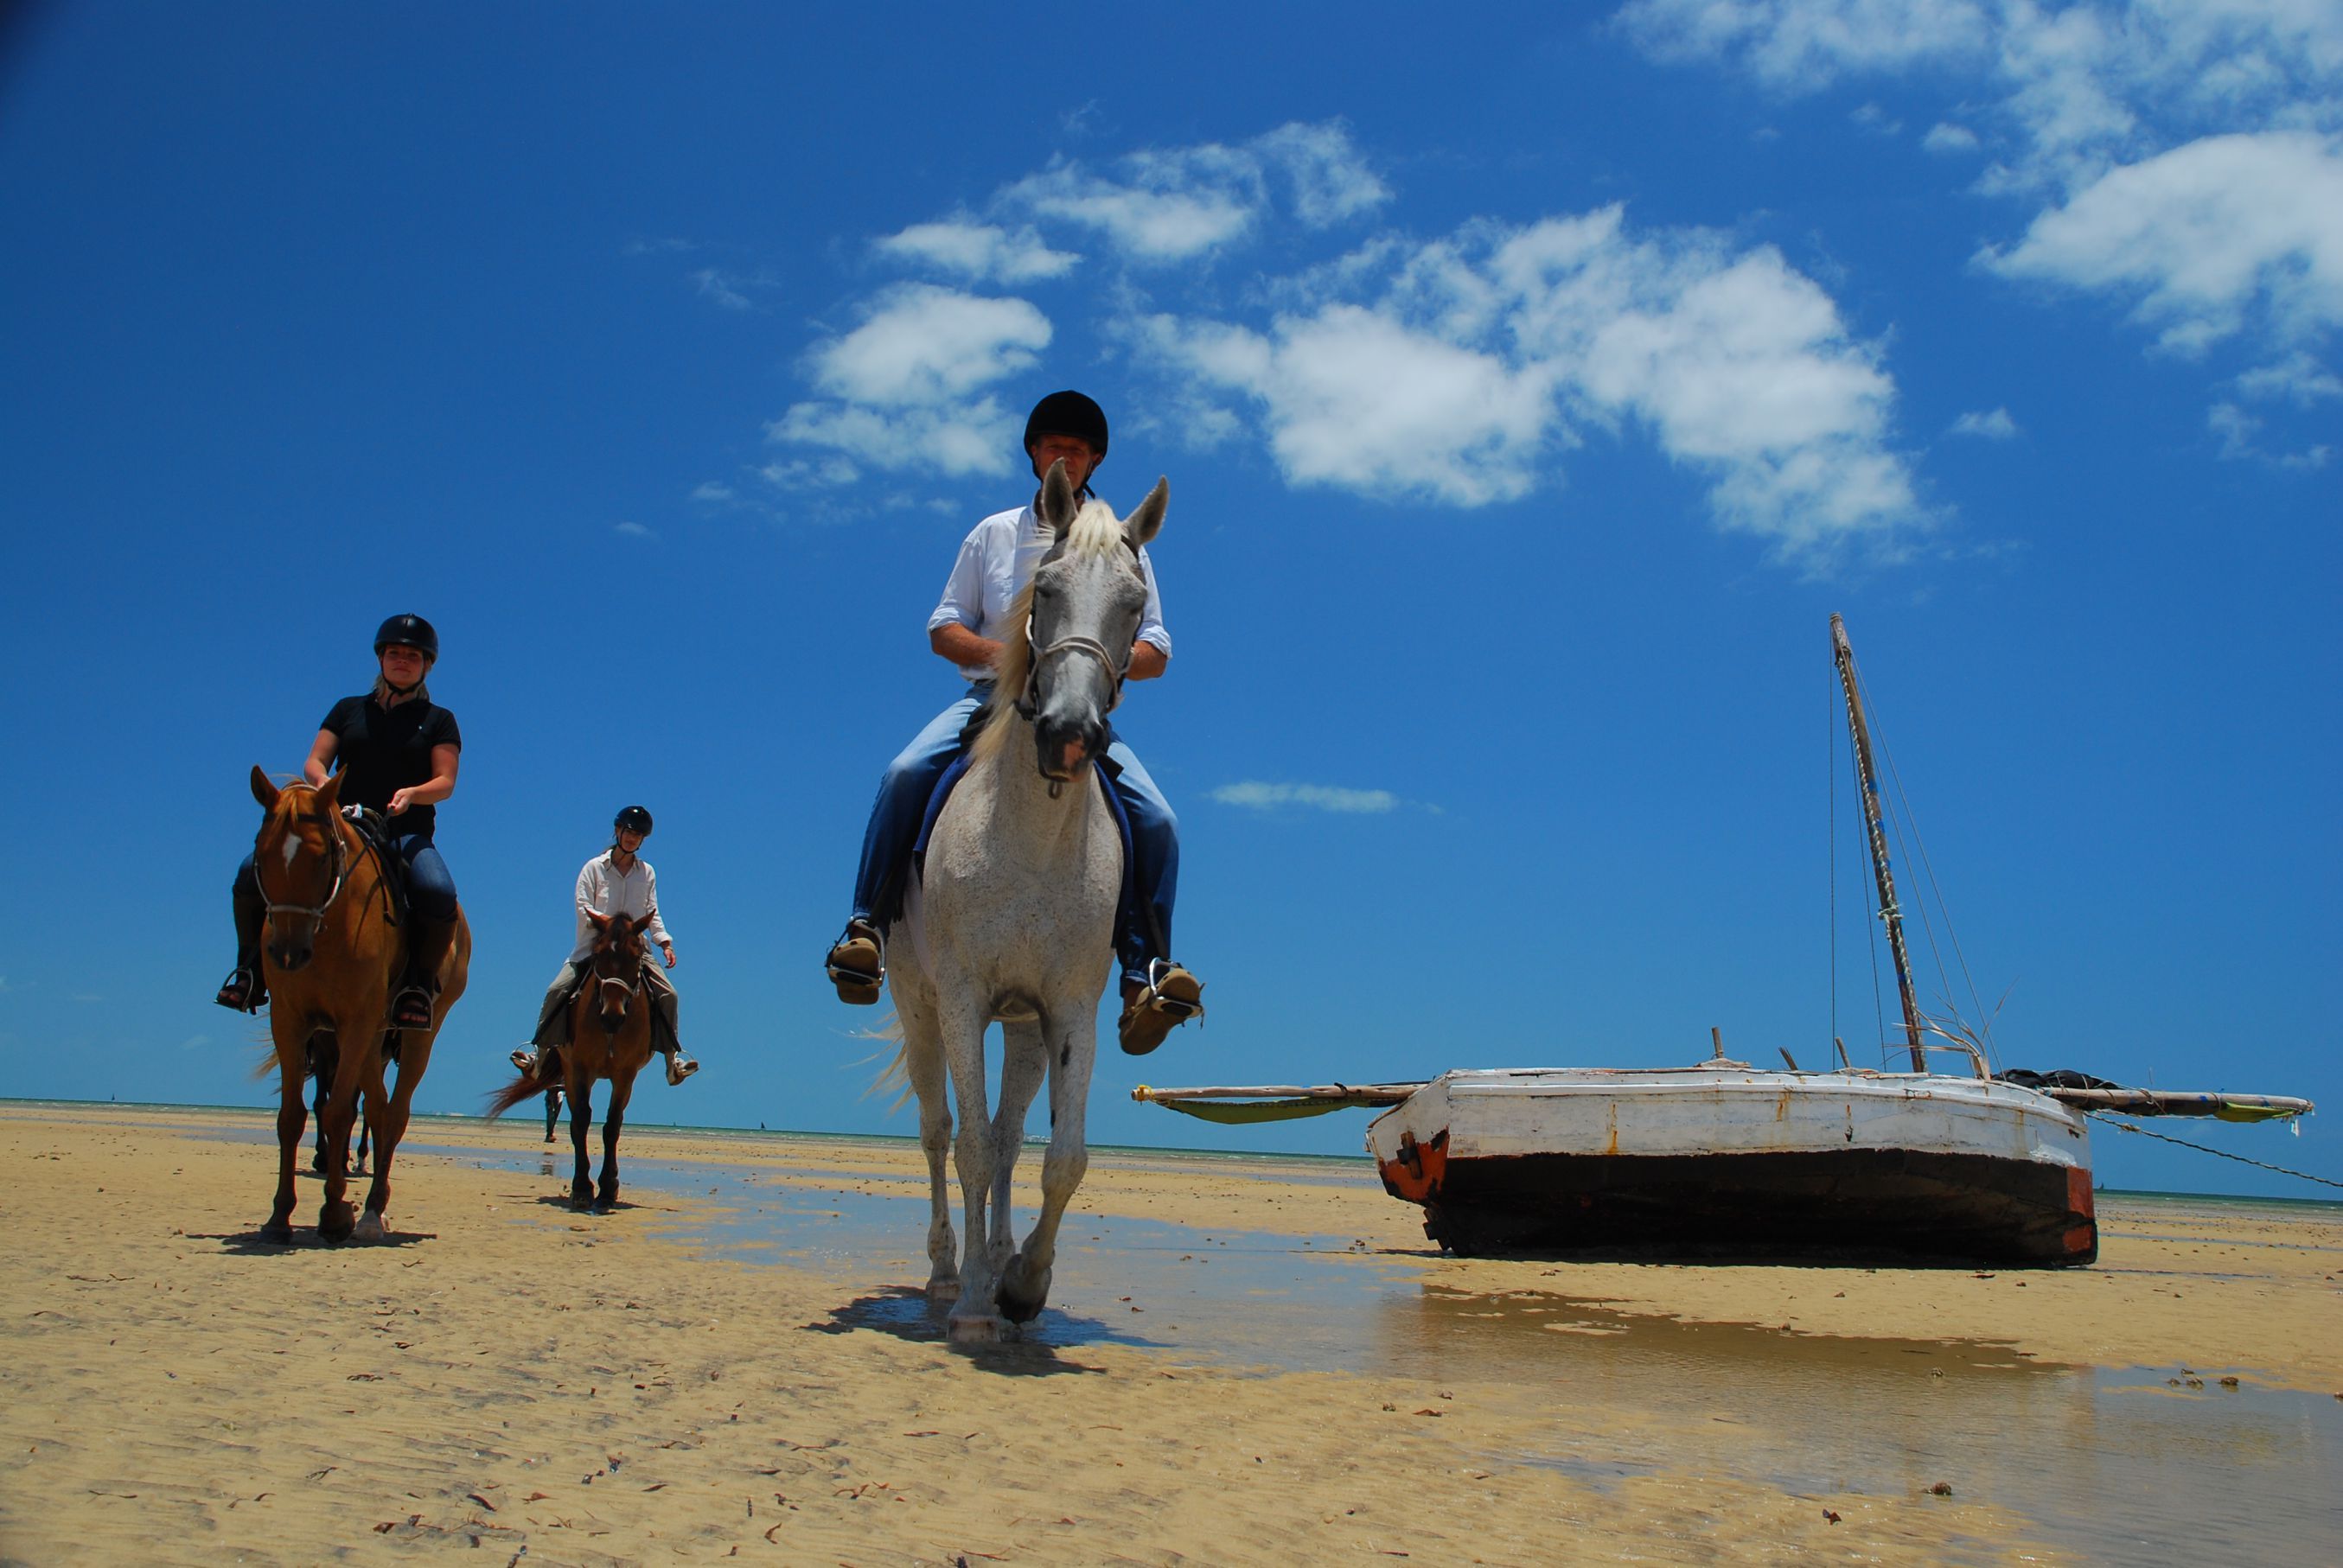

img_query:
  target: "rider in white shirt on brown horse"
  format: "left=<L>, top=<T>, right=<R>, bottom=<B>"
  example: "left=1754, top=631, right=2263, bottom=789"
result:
left=514, top=805, right=697, bottom=1087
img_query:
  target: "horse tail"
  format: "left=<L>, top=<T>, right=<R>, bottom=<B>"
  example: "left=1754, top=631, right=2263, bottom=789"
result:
left=482, top=1068, right=549, bottom=1121
left=856, top=1013, right=913, bottom=1111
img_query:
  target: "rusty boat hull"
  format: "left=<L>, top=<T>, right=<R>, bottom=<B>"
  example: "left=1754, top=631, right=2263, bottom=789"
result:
left=1366, top=1066, right=2097, bottom=1265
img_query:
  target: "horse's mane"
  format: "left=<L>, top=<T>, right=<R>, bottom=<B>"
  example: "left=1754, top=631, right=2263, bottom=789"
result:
left=972, top=500, right=1127, bottom=766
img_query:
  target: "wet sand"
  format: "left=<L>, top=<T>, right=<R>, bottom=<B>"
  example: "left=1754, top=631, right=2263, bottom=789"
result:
left=3, top=1103, right=2336, bottom=1565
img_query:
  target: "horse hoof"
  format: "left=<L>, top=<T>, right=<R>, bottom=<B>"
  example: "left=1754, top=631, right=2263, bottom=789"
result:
left=260, top=1221, right=294, bottom=1245
left=353, top=1211, right=387, bottom=1243
left=946, top=1312, right=1009, bottom=1345
left=571, top=1191, right=595, bottom=1212
left=318, top=1206, right=355, bottom=1244
left=926, top=1276, right=961, bottom=1304
left=997, top=1285, right=1049, bottom=1325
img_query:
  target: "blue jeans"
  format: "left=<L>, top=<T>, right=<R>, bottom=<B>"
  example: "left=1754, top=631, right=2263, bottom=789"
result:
left=237, top=834, right=457, bottom=922
left=851, top=685, right=1179, bottom=983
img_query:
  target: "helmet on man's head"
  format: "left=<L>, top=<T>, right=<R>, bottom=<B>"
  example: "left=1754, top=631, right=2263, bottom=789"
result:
left=615, top=805, right=654, bottom=837
left=373, top=614, right=438, bottom=661
left=1024, top=390, right=1108, bottom=458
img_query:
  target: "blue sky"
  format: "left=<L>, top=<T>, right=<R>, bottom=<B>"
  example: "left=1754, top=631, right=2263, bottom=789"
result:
left=3, top=2, right=2336, bottom=1198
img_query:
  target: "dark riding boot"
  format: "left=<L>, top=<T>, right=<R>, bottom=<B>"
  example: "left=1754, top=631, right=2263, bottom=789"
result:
left=392, top=915, right=456, bottom=1031
left=215, top=883, right=269, bottom=1013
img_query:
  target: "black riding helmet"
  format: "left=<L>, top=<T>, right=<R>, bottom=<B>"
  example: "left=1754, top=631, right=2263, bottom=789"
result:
left=373, top=613, right=439, bottom=661
left=1024, top=390, right=1108, bottom=458
left=615, top=805, right=654, bottom=837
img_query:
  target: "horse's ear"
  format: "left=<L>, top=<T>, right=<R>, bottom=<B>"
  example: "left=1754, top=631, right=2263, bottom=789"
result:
left=1037, top=457, right=1077, bottom=535
left=1124, top=476, right=1169, bottom=549
left=316, top=770, right=344, bottom=813
left=250, top=766, right=280, bottom=810
left=586, top=909, right=611, bottom=932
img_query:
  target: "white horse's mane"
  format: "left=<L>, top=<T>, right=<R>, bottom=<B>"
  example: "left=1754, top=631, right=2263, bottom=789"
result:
left=974, top=499, right=1129, bottom=762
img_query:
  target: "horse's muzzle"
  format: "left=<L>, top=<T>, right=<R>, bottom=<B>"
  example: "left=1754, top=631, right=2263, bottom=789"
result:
left=1034, top=713, right=1108, bottom=784
left=268, top=940, right=314, bottom=972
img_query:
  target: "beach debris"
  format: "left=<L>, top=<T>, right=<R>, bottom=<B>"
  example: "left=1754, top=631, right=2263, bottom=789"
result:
left=1928, top=1483, right=1954, bottom=1496
left=2219, top=1376, right=2240, bottom=1389
left=1823, top=1509, right=1841, bottom=1524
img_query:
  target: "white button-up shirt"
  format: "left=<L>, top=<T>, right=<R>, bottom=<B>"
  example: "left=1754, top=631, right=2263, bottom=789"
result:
left=926, top=502, right=1172, bottom=682
left=568, top=851, right=672, bottom=963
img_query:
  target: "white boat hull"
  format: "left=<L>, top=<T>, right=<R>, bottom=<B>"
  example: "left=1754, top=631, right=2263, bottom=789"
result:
left=1365, top=1067, right=2097, bottom=1265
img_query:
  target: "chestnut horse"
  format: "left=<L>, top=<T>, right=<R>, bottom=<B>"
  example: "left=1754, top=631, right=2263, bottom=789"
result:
left=487, top=910, right=654, bottom=1211
left=246, top=766, right=470, bottom=1242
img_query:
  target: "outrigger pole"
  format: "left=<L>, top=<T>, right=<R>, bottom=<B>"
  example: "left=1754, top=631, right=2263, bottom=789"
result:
left=1833, top=614, right=1928, bottom=1072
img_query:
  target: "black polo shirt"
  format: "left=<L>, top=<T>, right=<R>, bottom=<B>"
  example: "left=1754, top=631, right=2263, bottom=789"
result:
left=321, top=693, right=463, bottom=840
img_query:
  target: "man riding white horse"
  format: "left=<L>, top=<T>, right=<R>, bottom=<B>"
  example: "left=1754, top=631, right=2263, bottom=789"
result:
left=824, top=390, right=1203, bottom=1055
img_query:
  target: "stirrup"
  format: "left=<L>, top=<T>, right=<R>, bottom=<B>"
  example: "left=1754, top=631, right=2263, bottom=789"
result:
left=826, top=921, right=884, bottom=1005
left=1118, top=960, right=1204, bottom=1056
left=214, top=966, right=265, bottom=1014
left=390, top=985, right=436, bottom=1030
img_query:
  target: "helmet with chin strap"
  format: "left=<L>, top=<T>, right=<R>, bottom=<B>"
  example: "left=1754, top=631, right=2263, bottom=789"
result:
left=1023, top=390, right=1108, bottom=459
left=615, top=805, right=654, bottom=837
left=373, top=613, right=438, bottom=661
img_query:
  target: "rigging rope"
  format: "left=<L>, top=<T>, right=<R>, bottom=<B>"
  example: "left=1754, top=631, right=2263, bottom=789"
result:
left=2085, top=1112, right=2343, bottom=1192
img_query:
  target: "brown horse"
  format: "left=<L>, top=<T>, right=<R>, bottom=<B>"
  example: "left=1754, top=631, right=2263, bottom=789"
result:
left=487, top=909, right=654, bottom=1211
left=246, top=766, right=470, bottom=1242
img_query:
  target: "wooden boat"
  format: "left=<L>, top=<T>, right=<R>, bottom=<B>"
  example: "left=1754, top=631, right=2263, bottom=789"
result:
left=1135, top=616, right=2314, bottom=1265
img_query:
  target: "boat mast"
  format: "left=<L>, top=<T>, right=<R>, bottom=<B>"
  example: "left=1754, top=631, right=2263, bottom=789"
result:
left=1832, top=614, right=1927, bottom=1071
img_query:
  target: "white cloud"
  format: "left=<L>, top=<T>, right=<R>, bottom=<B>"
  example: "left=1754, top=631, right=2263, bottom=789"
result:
left=1252, top=121, right=1394, bottom=225
left=1134, top=204, right=1925, bottom=564
left=874, top=219, right=1081, bottom=284
left=805, top=284, right=1051, bottom=407
left=614, top=520, right=661, bottom=540
left=1210, top=781, right=1401, bottom=813
left=1980, top=131, right=2343, bottom=354
left=1949, top=406, right=2019, bottom=437
left=1007, top=157, right=1259, bottom=261
left=1614, top=0, right=1994, bottom=89
left=767, top=398, right=1022, bottom=481
left=2208, top=399, right=2333, bottom=468
left=999, top=120, right=1389, bottom=264
left=693, top=268, right=753, bottom=310
left=690, top=481, right=736, bottom=503
left=1140, top=307, right=1555, bottom=506
left=2234, top=351, right=2343, bottom=405
left=767, top=286, right=1050, bottom=488
left=1616, top=0, right=2343, bottom=409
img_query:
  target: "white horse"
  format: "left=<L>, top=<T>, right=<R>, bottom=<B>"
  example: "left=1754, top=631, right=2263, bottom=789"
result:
left=886, top=459, right=1168, bottom=1342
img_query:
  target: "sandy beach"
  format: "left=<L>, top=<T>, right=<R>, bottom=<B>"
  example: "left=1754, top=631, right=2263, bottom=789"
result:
left=3, top=1103, right=2336, bottom=1565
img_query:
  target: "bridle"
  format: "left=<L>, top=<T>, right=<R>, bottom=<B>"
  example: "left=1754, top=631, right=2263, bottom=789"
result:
left=1013, top=624, right=1128, bottom=720
left=587, top=921, right=651, bottom=1012
left=253, top=790, right=350, bottom=927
